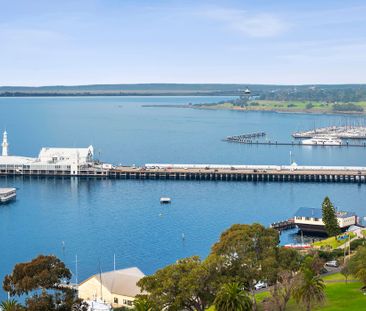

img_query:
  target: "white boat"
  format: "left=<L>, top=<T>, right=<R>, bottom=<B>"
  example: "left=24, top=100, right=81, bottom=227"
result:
left=86, top=300, right=112, bottom=311
left=160, top=197, right=171, bottom=204
left=0, top=188, right=16, bottom=203
left=301, top=136, right=342, bottom=146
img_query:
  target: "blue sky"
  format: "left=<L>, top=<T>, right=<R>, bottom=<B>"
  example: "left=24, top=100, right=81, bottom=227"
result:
left=1, top=0, right=366, bottom=85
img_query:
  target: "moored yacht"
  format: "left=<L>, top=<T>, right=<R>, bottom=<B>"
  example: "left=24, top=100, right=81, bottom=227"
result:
left=301, top=136, right=342, bottom=146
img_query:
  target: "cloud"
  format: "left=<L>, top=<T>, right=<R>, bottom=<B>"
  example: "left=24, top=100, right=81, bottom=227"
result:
left=201, top=8, right=287, bottom=38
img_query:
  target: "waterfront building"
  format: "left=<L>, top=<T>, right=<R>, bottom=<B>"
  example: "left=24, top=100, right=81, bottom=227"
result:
left=294, top=207, right=356, bottom=234
left=0, top=131, right=110, bottom=176
left=78, top=267, right=145, bottom=309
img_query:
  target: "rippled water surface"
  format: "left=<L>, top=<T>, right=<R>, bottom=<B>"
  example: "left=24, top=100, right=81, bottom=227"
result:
left=1, top=96, right=366, bottom=298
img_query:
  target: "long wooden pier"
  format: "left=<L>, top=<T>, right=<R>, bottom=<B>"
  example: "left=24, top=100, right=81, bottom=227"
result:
left=108, top=166, right=366, bottom=183
left=2, top=164, right=366, bottom=183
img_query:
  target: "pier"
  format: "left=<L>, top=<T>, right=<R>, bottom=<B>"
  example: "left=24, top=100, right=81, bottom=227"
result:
left=270, top=218, right=296, bottom=231
left=1, top=164, right=366, bottom=183
left=226, top=132, right=266, bottom=142
left=108, top=164, right=366, bottom=183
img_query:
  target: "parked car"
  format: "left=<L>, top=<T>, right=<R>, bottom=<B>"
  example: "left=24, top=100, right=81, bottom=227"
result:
left=254, top=281, right=268, bottom=290
left=325, top=260, right=339, bottom=268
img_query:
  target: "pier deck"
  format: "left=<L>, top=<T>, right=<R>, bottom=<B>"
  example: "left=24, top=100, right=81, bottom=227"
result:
left=109, top=165, right=366, bottom=183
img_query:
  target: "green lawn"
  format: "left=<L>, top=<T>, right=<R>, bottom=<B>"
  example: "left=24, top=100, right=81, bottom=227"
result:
left=313, top=233, right=356, bottom=250
left=198, top=100, right=366, bottom=114
left=209, top=278, right=365, bottom=310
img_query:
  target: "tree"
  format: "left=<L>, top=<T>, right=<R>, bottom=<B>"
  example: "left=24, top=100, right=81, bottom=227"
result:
left=3, top=255, right=82, bottom=311
left=341, top=263, right=351, bottom=284
left=210, top=224, right=279, bottom=309
left=214, top=282, right=252, bottom=311
left=348, top=246, right=366, bottom=285
left=292, top=268, right=325, bottom=311
left=0, top=299, right=23, bottom=311
left=137, top=256, right=217, bottom=311
left=133, top=295, right=157, bottom=311
left=321, top=197, right=341, bottom=237
left=264, top=270, right=296, bottom=311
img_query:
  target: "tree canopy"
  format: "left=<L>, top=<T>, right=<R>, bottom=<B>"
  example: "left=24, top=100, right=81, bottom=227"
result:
left=321, top=197, right=341, bottom=237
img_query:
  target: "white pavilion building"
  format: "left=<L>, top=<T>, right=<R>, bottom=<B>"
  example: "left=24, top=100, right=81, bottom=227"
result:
left=0, top=131, right=111, bottom=176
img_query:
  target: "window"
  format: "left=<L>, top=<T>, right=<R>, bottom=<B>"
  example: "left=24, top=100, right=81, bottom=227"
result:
left=296, top=216, right=302, bottom=220
left=314, top=218, right=319, bottom=221
left=305, top=217, right=310, bottom=220
left=114, top=297, right=118, bottom=304
left=123, top=299, right=133, bottom=306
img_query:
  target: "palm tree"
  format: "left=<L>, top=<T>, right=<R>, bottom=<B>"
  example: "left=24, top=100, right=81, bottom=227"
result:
left=292, top=269, right=325, bottom=311
left=0, top=299, right=23, bottom=311
left=214, top=282, right=253, bottom=311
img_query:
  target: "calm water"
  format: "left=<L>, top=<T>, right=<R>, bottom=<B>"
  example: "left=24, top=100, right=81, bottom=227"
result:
left=1, top=96, right=366, bottom=299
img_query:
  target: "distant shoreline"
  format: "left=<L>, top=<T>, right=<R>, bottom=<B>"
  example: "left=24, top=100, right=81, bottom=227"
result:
left=143, top=103, right=366, bottom=116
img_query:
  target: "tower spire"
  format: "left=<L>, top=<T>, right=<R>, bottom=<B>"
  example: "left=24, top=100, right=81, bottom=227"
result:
left=2, top=130, right=9, bottom=156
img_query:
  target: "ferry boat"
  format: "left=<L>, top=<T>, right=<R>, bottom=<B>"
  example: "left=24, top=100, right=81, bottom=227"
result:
left=301, top=136, right=342, bottom=146
left=0, top=188, right=16, bottom=203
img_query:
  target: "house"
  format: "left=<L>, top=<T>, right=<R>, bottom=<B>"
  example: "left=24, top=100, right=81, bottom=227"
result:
left=78, top=267, right=145, bottom=309
left=294, top=207, right=357, bottom=234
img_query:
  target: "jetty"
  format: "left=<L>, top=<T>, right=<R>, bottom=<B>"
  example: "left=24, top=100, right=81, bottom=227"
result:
left=270, top=218, right=296, bottom=231
left=2, top=130, right=366, bottom=184
left=226, top=132, right=266, bottom=142
left=108, top=164, right=366, bottom=184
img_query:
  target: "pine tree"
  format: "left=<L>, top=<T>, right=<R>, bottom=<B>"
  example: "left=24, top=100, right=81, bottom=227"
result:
left=322, top=197, right=341, bottom=237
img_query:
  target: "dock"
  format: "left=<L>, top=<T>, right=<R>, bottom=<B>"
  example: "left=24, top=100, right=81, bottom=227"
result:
left=226, top=132, right=266, bottom=141
left=108, top=164, right=366, bottom=183
left=0, top=188, right=16, bottom=203
left=1, top=165, right=366, bottom=183
left=223, top=139, right=366, bottom=147
left=270, top=218, right=296, bottom=231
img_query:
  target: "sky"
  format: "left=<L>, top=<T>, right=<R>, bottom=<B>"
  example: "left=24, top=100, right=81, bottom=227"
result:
left=1, top=0, right=366, bottom=86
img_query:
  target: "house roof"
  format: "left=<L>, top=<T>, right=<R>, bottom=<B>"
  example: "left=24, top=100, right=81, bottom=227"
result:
left=294, top=207, right=355, bottom=219
left=80, top=267, right=145, bottom=298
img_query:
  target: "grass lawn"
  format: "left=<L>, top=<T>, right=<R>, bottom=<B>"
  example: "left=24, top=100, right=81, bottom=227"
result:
left=313, top=233, right=356, bottom=250
left=198, top=100, right=366, bottom=114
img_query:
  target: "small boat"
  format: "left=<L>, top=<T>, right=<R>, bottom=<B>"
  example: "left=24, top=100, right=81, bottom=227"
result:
left=301, top=136, right=342, bottom=146
left=160, top=197, right=171, bottom=204
left=0, top=188, right=16, bottom=203
left=86, top=300, right=112, bottom=311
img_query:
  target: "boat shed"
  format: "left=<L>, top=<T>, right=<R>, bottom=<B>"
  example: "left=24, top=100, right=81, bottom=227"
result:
left=78, top=267, right=145, bottom=309
left=294, top=207, right=356, bottom=233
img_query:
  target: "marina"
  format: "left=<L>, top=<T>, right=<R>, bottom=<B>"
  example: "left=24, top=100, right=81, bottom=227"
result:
left=223, top=138, right=366, bottom=147
left=292, top=125, right=366, bottom=139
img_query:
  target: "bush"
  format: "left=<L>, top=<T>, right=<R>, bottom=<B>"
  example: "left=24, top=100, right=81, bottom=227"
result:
left=249, top=102, right=259, bottom=106
left=306, top=102, right=314, bottom=109
left=287, top=103, right=296, bottom=107
left=350, top=238, right=366, bottom=251
left=333, top=103, right=363, bottom=112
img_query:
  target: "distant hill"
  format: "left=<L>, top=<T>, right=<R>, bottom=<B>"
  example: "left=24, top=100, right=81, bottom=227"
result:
left=1, top=83, right=366, bottom=101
